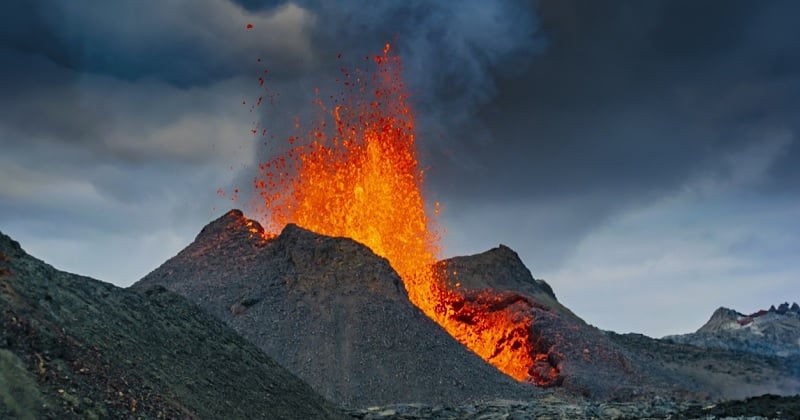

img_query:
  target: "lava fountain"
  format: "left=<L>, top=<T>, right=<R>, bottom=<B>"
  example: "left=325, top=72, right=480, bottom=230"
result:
left=245, top=44, right=555, bottom=385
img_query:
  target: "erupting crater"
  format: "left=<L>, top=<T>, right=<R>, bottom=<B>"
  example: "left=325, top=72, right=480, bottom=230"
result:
left=238, top=43, right=559, bottom=385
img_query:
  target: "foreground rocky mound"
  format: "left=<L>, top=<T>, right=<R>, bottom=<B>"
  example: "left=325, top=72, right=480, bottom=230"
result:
left=0, top=231, right=344, bottom=419
left=134, top=210, right=535, bottom=406
left=664, top=303, right=800, bottom=357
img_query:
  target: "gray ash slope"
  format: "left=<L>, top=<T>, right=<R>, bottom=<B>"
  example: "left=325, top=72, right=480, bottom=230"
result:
left=0, top=230, right=345, bottom=419
left=134, top=210, right=536, bottom=406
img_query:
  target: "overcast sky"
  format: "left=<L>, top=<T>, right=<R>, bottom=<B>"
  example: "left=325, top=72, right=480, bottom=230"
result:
left=1, top=0, right=798, bottom=337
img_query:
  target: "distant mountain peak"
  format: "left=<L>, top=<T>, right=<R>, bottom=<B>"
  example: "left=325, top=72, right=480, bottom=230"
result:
left=666, top=302, right=800, bottom=357
left=699, top=302, right=800, bottom=333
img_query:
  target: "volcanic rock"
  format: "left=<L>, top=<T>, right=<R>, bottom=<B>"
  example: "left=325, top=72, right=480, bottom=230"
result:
left=134, top=210, right=536, bottom=406
left=664, top=303, right=800, bottom=357
left=0, top=230, right=344, bottom=419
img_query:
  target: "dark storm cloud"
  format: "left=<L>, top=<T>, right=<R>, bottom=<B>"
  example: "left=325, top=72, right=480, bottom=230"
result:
left=0, top=0, right=797, bottom=332
left=431, top=0, right=800, bottom=205
left=0, top=0, right=269, bottom=273
left=0, top=0, right=314, bottom=87
left=296, top=0, right=543, bottom=131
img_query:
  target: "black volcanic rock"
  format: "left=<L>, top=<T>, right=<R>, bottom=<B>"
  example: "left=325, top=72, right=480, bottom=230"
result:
left=134, top=210, right=536, bottom=406
left=0, top=230, right=344, bottom=419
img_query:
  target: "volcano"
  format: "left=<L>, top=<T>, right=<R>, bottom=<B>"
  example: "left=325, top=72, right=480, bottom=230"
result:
left=128, top=42, right=800, bottom=410
left=4, top=220, right=799, bottom=418
left=134, top=210, right=536, bottom=406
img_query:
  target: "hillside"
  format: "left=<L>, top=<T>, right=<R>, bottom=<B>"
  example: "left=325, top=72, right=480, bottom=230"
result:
left=0, top=230, right=344, bottom=419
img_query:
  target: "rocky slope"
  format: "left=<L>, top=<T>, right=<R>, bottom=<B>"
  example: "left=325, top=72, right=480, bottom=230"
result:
left=664, top=303, right=800, bottom=357
left=609, top=332, right=800, bottom=401
left=438, top=245, right=800, bottom=402
left=134, top=210, right=536, bottom=407
left=436, top=247, right=692, bottom=400
left=0, top=230, right=345, bottom=419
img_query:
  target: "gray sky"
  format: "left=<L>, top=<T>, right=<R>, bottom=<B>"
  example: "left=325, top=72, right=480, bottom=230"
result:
left=1, top=0, right=798, bottom=337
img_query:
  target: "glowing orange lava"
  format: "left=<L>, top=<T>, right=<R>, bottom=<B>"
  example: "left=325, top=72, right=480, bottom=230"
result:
left=249, top=44, right=548, bottom=384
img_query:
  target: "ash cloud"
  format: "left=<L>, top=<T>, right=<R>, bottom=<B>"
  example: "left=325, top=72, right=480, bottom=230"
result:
left=435, top=0, right=800, bottom=201
left=235, top=0, right=545, bottom=210
left=430, top=0, right=800, bottom=335
left=291, top=0, right=543, bottom=142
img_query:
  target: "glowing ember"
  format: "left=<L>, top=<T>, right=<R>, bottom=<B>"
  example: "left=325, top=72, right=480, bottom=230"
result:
left=246, top=43, right=554, bottom=384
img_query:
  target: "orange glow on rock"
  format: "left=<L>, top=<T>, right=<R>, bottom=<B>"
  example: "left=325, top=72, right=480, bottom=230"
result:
left=249, top=45, right=554, bottom=384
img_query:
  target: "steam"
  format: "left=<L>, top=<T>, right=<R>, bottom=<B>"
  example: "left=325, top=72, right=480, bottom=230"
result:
left=290, top=0, right=543, bottom=147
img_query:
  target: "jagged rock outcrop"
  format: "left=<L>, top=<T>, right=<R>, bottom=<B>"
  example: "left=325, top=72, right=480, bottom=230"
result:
left=0, top=230, right=345, bottom=419
left=134, top=210, right=536, bottom=406
left=665, top=303, right=800, bottom=357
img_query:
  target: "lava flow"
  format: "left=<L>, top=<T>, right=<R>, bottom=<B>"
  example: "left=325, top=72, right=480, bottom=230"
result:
left=246, top=43, right=556, bottom=385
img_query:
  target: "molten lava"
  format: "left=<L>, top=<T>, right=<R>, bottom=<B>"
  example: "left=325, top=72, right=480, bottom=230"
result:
left=248, top=44, right=555, bottom=385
